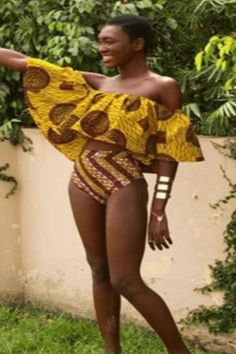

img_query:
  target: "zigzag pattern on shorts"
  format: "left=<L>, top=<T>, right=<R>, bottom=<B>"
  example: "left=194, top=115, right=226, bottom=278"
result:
left=70, top=149, right=143, bottom=204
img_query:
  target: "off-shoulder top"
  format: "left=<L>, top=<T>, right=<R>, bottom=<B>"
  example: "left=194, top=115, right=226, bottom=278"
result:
left=23, top=57, right=204, bottom=167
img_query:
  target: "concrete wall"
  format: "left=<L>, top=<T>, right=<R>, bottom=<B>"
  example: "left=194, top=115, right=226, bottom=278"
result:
left=0, top=130, right=236, bottom=326
left=0, top=141, right=23, bottom=301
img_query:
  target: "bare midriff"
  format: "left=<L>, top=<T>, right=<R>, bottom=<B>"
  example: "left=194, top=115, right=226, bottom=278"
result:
left=84, top=139, right=124, bottom=152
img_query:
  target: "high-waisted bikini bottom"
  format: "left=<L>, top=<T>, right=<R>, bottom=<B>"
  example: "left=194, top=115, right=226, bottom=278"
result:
left=70, top=148, right=145, bottom=204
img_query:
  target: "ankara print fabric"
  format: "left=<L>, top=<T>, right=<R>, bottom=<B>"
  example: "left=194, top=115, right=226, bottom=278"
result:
left=23, top=57, right=204, bottom=165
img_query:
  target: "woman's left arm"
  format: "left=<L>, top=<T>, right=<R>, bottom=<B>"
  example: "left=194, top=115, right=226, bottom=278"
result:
left=148, top=78, right=182, bottom=251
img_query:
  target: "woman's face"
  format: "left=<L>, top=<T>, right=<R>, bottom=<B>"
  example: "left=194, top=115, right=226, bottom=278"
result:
left=98, top=25, right=139, bottom=68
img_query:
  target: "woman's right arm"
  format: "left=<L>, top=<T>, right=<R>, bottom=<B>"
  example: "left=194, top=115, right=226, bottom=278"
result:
left=81, top=71, right=106, bottom=89
left=0, top=48, right=27, bottom=71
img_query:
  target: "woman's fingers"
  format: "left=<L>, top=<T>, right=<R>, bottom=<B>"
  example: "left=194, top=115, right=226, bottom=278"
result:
left=148, top=212, right=173, bottom=251
left=148, top=239, right=156, bottom=251
left=148, top=229, right=173, bottom=251
left=148, top=233, right=170, bottom=250
left=148, top=227, right=156, bottom=250
left=165, top=233, right=173, bottom=245
left=154, top=234, right=169, bottom=250
left=158, top=235, right=170, bottom=249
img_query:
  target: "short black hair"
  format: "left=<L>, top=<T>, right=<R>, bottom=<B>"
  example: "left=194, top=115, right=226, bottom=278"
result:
left=106, top=14, right=155, bottom=55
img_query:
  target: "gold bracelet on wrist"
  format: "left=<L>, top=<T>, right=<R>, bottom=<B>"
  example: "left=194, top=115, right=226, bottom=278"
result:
left=154, top=175, right=173, bottom=200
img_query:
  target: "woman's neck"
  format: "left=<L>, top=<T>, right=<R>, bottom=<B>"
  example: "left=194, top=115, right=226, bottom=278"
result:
left=118, top=55, right=150, bottom=80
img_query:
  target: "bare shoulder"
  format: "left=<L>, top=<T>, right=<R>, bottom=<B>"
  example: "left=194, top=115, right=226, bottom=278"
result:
left=150, top=73, right=182, bottom=110
left=81, top=71, right=107, bottom=89
left=151, top=73, right=180, bottom=90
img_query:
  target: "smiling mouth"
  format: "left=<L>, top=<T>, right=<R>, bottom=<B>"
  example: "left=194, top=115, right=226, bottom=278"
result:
left=102, top=56, right=114, bottom=61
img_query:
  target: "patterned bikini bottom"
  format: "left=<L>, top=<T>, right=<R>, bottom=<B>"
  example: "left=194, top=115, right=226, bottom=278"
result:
left=70, top=148, right=145, bottom=204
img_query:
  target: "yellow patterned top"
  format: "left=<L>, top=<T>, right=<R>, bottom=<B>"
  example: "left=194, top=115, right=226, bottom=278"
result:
left=23, top=57, right=204, bottom=166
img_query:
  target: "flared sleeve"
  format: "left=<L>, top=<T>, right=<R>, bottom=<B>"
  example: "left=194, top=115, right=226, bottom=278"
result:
left=155, top=108, right=204, bottom=162
left=23, top=57, right=204, bottom=165
left=23, top=57, right=90, bottom=160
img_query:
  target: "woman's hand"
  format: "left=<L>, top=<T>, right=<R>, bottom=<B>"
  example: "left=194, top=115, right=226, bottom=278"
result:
left=0, top=48, right=26, bottom=71
left=148, top=210, right=173, bottom=251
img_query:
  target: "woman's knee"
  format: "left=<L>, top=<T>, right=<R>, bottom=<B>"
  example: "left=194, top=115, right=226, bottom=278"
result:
left=87, top=257, right=110, bottom=283
left=110, top=272, right=142, bottom=298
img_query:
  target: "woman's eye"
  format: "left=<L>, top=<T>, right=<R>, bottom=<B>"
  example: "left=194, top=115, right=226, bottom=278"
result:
left=98, top=39, right=114, bottom=45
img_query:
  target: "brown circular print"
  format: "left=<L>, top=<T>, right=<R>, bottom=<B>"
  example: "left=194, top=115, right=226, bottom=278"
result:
left=59, top=81, right=74, bottom=90
left=48, top=127, right=76, bottom=145
left=49, top=104, right=77, bottom=126
left=156, top=153, right=177, bottom=162
left=186, top=126, right=201, bottom=147
left=59, top=114, right=81, bottom=132
left=23, top=67, right=50, bottom=92
left=80, top=110, right=109, bottom=137
left=24, top=91, right=35, bottom=109
left=91, top=93, right=106, bottom=104
left=155, top=104, right=173, bottom=121
left=147, top=102, right=154, bottom=117
left=114, top=94, right=124, bottom=99
left=146, top=134, right=158, bottom=155
left=107, top=129, right=127, bottom=148
left=138, top=117, right=149, bottom=132
left=156, top=131, right=167, bottom=144
left=122, top=97, right=141, bottom=112
left=77, top=82, right=90, bottom=99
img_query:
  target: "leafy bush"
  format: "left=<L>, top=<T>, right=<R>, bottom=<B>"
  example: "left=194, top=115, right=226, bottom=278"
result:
left=193, top=35, right=236, bottom=135
left=185, top=209, right=236, bottom=334
left=0, top=0, right=235, bottom=136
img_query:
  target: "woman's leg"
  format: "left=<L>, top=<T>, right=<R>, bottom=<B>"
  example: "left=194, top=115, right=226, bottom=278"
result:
left=68, top=181, right=121, bottom=354
left=106, top=179, right=190, bottom=354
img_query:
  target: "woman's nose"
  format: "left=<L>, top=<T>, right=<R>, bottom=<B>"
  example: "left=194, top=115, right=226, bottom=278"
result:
left=99, top=44, right=108, bottom=54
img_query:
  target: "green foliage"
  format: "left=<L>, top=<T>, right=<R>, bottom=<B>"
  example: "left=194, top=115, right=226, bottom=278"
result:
left=0, top=119, right=32, bottom=197
left=193, top=35, right=236, bottom=135
left=0, top=163, right=18, bottom=198
left=180, top=108, right=236, bottom=334
left=0, top=118, right=33, bottom=150
left=185, top=210, right=236, bottom=334
left=0, top=0, right=236, bottom=136
left=184, top=141, right=236, bottom=333
left=227, top=138, right=236, bottom=159
left=210, top=165, right=236, bottom=209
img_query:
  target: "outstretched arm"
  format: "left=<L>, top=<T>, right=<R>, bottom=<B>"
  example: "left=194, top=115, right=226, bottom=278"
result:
left=0, top=48, right=107, bottom=86
left=148, top=78, right=182, bottom=251
left=0, top=48, right=27, bottom=71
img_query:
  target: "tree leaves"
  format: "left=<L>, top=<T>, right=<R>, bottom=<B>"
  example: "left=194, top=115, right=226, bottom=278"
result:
left=194, top=35, right=236, bottom=135
left=166, top=17, right=178, bottom=30
left=0, top=163, right=18, bottom=198
left=0, top=0, right=236, bottom=136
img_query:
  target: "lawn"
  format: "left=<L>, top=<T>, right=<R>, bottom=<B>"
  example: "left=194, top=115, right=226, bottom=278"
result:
left=0, top=303, right=219, bottom=354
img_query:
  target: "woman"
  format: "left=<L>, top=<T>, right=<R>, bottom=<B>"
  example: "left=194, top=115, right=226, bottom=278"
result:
left=0, top=14, right=203, bottom=354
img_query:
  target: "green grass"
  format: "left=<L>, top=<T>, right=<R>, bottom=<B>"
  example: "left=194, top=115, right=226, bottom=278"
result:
left=0, top=303, right=218, bottom=354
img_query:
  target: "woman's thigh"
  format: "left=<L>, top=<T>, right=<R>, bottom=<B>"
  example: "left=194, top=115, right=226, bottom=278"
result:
left=68, top=180, right=108, bottom=267
left=106, top=179, right=149, bottom=279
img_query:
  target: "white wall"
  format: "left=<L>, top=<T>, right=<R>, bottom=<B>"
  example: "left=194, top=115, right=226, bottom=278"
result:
left=0, top=130, right=236, bottom=325
left=0, top=141, right=23, bottom=301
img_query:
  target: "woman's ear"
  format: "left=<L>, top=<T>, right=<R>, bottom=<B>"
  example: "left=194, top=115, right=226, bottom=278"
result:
left=133, top=37, right=145, bottom=52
